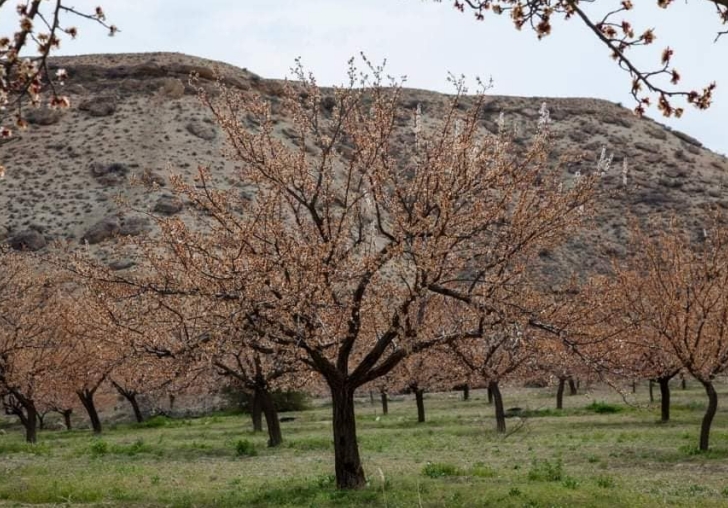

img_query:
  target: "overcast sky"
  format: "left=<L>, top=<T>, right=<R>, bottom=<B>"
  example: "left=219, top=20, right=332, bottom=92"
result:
left=4, top=0, right=727, bottom=155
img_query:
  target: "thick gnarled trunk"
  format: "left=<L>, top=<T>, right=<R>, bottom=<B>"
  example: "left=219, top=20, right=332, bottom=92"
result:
left=331, top=384, right=366, bottom=489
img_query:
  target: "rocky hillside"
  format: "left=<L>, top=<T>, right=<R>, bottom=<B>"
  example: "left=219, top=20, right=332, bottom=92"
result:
left=1, top=52, right=727, bottom=273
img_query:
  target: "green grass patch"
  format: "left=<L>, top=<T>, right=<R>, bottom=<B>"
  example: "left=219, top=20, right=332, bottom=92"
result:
left=527, top=458, right=564, bottom=482
left=422, top=462, right=461, bottom=478
left=0, top=441, right=51, bottom=455
left=585, top=401, right=623, bottom=414
left=234, top=439, right=257, bottom=457
left=1, top=383, right=728, bottom=507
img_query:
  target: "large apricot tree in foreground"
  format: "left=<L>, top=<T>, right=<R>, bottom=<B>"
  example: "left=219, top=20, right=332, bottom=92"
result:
left=440, top=0, right=725, bottom=116
left=199, top=62, right=598, bottom=488
left=612, top=215, right=728, bottom=450
left=75, top=60, right=598, bottom=488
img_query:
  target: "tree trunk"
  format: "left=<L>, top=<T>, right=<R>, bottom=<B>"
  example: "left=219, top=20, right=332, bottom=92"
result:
left=257, top=387, right=282, bottom=447
left=487, top=385, right=494, bottom=405
left=489, top=381, right=506, bottom=433
left=556, top=378, right=565, bottom=410
left=25, top=403, right=38, bottom=444
left=62, top=409, right=73, bottom=430
left=463, top=384, right=470, bottom=401
left=13, top=401, right=38, bottom=443
left=568, top=378, right=577, bottom=396
left=369, top=391, right=374, bottom=405
left=658, top=376, right=671, bottom=422
left=251, top=390, right=263, bottom=432
left=415, top=388, right=425, bottom=423
left=331, top=384, right=366, bottom=489
left=5, top=396, right=38, bottom=443
left=380, top=391, right=388, bottom=415
left=114, top=384, right=145, bottom=423
left=631, top=381, right=637, bottom=393
left=649, top=379, right=655, bottom=403
left=699, top=380, right=718, bottom=451
left=128, top=394, right=144, bottom=423
left=37, top=412, right=45, bottom=431
left=77, top=389, right=102, bottom=434
left=681, top=375, right=687, bottom=390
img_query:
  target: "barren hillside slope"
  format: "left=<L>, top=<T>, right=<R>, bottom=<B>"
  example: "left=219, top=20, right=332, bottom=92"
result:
left=1, top=52, right=727, bottom=275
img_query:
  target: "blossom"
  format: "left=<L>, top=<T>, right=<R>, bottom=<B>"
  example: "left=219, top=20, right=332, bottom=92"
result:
left=537, top=102, right=551, bottom=127
left=55, top=68, right=68, bottom=84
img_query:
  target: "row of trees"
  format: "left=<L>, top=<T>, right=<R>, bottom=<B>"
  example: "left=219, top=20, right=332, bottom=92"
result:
left=3, top=61, right=728, bottom=489
left=0, top=252, right=187, bottom=442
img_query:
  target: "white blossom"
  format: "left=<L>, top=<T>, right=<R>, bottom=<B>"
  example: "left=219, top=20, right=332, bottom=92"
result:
left=413, top=103, right=421, bottom=149
left=596, top=147, right=613, bottom=177
left=497, top=112, right=506, bottom=133
left=538, top=102, right=551, bottom=128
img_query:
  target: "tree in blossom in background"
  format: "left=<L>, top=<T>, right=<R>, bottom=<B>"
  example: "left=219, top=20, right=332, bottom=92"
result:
left=610, top=214, right=728, bottom=450
left=0, top=250, right=65, bottom=442
left=396, top=346, right=461, bottom=423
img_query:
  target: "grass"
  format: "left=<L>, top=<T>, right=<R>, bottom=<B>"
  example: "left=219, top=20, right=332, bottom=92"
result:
left=1, top=381, right=728, bottom=507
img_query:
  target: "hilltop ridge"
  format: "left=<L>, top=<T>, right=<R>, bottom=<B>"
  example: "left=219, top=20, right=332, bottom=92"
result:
left=1, top=52, right=726, bottom=274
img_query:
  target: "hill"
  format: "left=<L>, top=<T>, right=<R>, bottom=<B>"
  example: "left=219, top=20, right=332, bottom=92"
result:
left=1, top=52, right=727, bottom=273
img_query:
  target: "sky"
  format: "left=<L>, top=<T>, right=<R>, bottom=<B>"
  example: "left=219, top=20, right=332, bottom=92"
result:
left=4, top=0, right=727, bottom=155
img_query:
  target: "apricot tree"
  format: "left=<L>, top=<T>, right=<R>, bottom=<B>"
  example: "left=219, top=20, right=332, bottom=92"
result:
left=69, top=58, right=599, bottom=488
left=0, top=250, right=64, bottom=442
left=611, top=214, right=728, bottom=450
left=439, top=0, right=725, bottom=116
left=173, top=59, right=599, bottom=488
